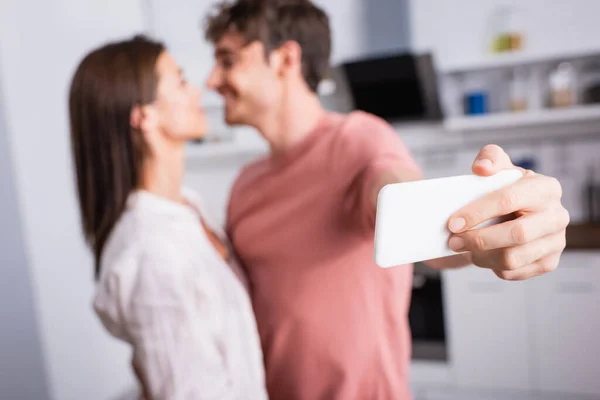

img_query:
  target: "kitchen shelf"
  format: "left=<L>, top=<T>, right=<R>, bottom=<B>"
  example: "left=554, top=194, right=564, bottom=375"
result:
left=441, top=48, right=600, bottom=75
left=444, top=104, right=600, bottom=132
left=566, top=223, right=600, bottom=251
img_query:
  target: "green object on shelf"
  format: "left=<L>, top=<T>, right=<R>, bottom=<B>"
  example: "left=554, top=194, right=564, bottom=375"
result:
left=492, top=34, right=512, bottom=52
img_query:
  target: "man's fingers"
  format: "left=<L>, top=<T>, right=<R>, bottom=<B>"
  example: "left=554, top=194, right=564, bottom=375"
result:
left=472, top=144, right=516, bottom=176
left=491, top=252, right=562, bottom=281
left=468, top=233, right=566, bottom=271
left=450, top=144, right=567, bottom=281
left=449, top=207, right=570, bottom=252
left=448, top=174, right=563, bottom=234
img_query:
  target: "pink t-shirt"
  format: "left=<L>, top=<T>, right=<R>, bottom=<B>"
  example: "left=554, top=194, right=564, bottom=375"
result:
left=227, top=111, right=421, bottom=400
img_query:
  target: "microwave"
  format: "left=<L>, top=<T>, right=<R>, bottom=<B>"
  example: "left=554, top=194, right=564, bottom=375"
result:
left=334, top=52, right=443, bottom=123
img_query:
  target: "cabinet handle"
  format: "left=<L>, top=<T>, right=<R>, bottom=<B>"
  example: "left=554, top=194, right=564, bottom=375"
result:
left=555, top=282, right=596, bottom=293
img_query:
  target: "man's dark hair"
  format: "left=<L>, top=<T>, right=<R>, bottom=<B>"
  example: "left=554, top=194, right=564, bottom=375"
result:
left=204, top=0, right=331, bottom=92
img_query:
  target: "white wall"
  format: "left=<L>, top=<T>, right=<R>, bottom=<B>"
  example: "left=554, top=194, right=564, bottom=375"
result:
left=314, top=0, right=367, bottom=64
left=409, top=0, right=600, bottom=71
left=317, top=0, right=411, bottom=64
left=361, top=0, right=411, bottom=57
left=0, top=60, right=50, bottom=400
left=0, top=0, right=147, bottom=399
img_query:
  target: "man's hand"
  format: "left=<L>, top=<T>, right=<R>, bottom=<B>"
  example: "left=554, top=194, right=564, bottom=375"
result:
left=444, top=144, right=569, bottom=280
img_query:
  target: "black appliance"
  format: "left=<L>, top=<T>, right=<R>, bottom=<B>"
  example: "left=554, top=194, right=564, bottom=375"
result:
left=341, top=52, right=443, bottom=123
left=409, top=262, right=447, bottom=361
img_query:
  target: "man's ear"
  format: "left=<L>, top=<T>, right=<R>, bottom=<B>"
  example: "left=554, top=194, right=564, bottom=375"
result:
left=272, top=40, right=303, bottom=77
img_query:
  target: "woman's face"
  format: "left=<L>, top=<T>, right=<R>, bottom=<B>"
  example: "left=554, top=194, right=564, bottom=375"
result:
left=150, top=51, right=207, bottom=141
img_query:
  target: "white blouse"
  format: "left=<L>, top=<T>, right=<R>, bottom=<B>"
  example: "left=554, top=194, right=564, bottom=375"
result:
left=93, top=189, right=268, bottom=400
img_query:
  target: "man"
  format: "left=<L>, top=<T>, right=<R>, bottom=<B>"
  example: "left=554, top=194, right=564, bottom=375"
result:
left=204, top=1, right=569, bottom=399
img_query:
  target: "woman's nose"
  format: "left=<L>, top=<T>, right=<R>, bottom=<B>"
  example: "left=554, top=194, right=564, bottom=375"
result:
left=206, top=67, right=220, bottom=90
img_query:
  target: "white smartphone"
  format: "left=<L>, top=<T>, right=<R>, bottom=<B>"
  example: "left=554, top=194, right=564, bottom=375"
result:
left=373, top=169, right=523, bottom=268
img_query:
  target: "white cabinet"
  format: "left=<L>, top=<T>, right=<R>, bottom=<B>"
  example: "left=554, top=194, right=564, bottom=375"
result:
left=412, top=386, right=599, bottom=400
left=443, top=267, right=534, bottom=391
left=443, top=252, right=600, bottom=396
left=529, top=252, right=600, bottom=396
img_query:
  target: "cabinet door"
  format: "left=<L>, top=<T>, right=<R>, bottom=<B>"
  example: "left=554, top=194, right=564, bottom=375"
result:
left=443, top=267, right=533, bottom=391
left=530, top=252, right=600, bottom=396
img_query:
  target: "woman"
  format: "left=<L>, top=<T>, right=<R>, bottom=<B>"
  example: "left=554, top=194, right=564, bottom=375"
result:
left=69, top=35, right=267, bottom=400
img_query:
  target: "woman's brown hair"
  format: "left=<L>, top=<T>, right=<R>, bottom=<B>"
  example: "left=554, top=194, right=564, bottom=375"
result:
left=69, top=35, right=164, bottom=278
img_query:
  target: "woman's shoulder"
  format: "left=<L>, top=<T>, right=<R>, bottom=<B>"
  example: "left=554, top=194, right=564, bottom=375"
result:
left=97, top=211, right=196, bottom=313
left=101, top=207, right=162, bottom=264
left=93, top=208, right=203, bottom=340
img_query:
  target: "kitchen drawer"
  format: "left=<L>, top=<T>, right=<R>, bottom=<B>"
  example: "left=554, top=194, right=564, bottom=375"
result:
left=443, top=268, right=533, bottom=391
left=529, top=252, right=600, bottom=396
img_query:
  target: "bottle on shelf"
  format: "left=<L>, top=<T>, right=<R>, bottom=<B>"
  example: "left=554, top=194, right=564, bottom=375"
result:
left=549, top=62, right=576, bottom=108
left=462, top=74, right=489, bottom=116
left=509, top=67, right=529, bottom=112
left=488, top=5, right=526, bottom=54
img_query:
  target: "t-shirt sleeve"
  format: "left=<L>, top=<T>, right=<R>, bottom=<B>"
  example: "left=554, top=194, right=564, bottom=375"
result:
left=333, top=112, right=421, bottom=230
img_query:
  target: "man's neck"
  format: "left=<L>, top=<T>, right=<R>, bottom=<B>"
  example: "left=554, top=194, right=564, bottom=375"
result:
left=259, top=89, right=326, bottom=156
left=140, top=142, right=186, bottom=204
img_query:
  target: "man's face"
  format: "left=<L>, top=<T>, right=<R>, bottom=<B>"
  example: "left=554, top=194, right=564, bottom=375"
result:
left=207, top=33, right=281, bottom=127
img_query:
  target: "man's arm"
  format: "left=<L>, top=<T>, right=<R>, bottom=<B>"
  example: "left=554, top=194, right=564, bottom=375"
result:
left=369, top=165, right=422, bottom=209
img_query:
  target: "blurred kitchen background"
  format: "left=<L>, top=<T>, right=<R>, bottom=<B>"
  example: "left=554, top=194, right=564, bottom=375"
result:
left=2, top=0, right=600, bottom=399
